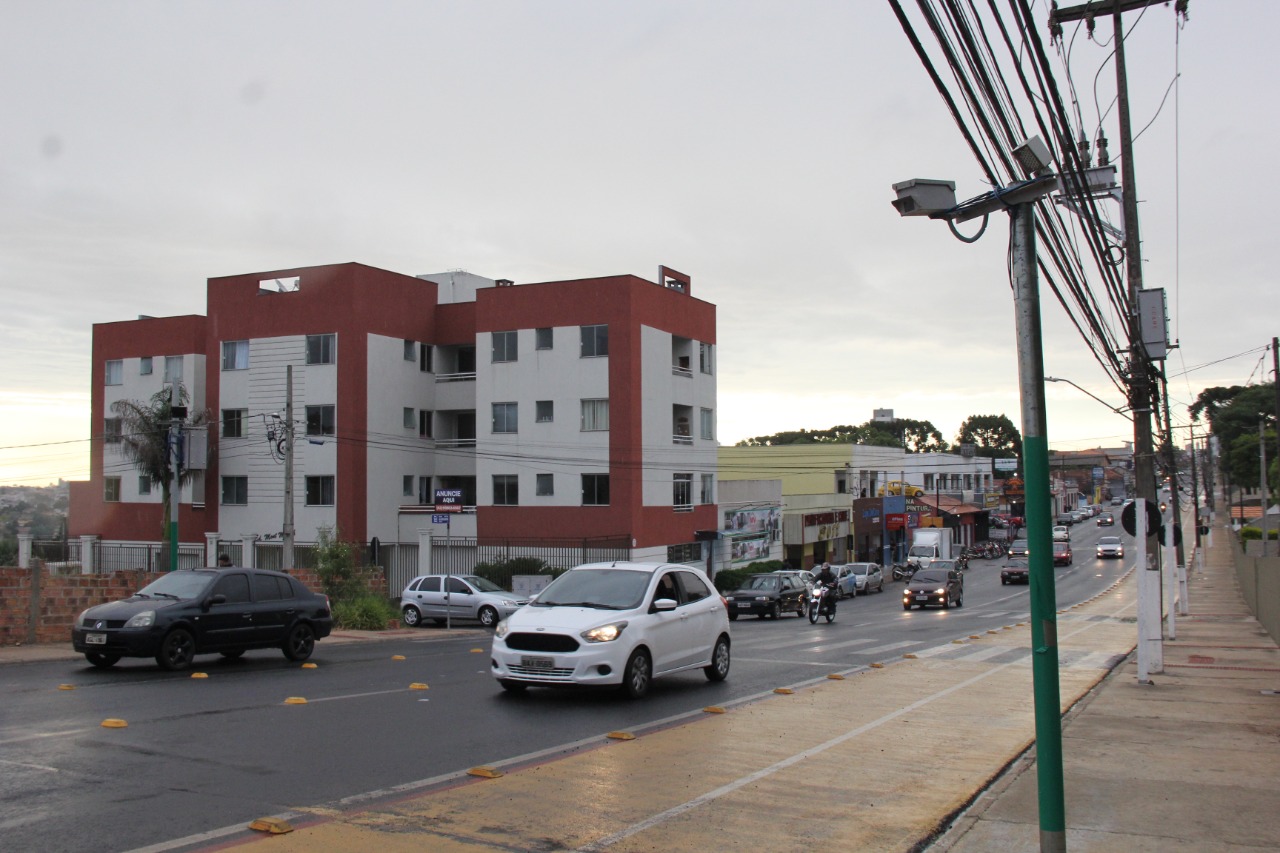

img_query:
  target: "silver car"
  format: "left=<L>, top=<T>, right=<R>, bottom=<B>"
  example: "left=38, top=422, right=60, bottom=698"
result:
left=1096, top=537, right=1125, bottom=559
left=401, top=575, right=528, bottom=628
left=847, top=562, right=885, bottom=594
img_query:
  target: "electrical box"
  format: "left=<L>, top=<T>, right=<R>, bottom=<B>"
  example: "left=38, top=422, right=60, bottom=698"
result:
left=1138, top=288, right=1168, bottom=360
left=890, top=178, right=957, bottom=217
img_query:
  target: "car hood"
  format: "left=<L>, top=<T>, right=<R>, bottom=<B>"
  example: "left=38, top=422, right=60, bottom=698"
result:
left=726, top=589, right=779, bottom=599
left=905, top=579, right=950, bottom=591
left=504, top=604, right=637, bottom=634
left=1002, top=565, right=1029, bottom=573
left=82, top=597, right=191, bottom=620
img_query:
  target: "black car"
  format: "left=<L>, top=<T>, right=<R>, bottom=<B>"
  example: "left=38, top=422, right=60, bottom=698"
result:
left=71, top=568, right=332, bottom=671
left=1001, top=559, right=1030, bottom=585
left=725, top=573, right=807, bottom=620
left=1007, top=539, right=1030, bottom=559
left=1097, top=512, right=1115, bottom=526
left=902, top=567, right=964, bottom=610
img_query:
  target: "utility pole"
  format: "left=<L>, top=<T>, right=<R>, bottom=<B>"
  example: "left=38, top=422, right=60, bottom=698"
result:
left=283, top=365, right=296, bottom=570
left=1262, top=422, right=1270, bottom=557
left=167, top=383, right=186, bottom=573
left=1050, top=0, right=1190, bottom=682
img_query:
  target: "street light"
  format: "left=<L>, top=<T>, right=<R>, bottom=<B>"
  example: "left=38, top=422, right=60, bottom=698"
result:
left=892, top=135, right=1066, bottom=853
left=1044, top=376, right=1132, bottom=420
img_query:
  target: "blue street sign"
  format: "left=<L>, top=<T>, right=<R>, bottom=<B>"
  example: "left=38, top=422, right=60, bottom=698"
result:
left=431, top=514, right=450, bottom=524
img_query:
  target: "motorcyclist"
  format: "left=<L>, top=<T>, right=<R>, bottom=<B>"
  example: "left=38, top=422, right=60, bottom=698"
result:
left=814, top=562, right=837, bottom=614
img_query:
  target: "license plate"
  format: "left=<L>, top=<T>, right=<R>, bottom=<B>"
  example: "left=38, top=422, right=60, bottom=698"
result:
left=85, top=633, right=107, bottom=645
left=737, top=602, right=753, bottom=608
left=520, top=656, right=554, bottom=670
left=914, top=595, right=929, bottom=601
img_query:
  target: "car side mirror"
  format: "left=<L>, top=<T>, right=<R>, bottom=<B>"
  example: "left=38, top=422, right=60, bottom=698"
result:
left=652, top=598, right=678, bottom=612
left=203, top=593, right=227, bottom=611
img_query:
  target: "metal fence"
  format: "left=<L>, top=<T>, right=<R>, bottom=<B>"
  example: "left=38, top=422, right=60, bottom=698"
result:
left=428, top=536, right=632, bottom=589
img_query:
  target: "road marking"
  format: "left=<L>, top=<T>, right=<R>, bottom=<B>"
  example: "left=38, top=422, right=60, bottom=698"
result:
left=0, top=758, right=60, bottom=773
left=299, top=688, right=412, bottom=703
left=0, top=728, right=94, bottom=746
left=854, top=640, right=919, bottom=656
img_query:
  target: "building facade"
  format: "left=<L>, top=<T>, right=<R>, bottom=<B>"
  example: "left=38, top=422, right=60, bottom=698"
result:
left=70, top=263, right=718, bottom=564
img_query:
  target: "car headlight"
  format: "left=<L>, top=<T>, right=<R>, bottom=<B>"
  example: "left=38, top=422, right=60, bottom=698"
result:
left=498, top=599, right=518, bottom=607
left=581, top=621, right=628, bottom=643
left=494, top=619, right=510, bottom=639
left=934, top=588, right=946, bottom=595
left=124, top=610, right=155, bottom=629
left=755, top=596, right=771, bottom=601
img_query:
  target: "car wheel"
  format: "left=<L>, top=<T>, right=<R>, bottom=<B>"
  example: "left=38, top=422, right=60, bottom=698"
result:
left=478, top=606, right=500, bottom=628
left=768, top=603, right=780, bottom=620
left=219, top=649, right=245, bottom=659
left=620, top=648, right=652, bottom=699
left=282, top=623, right=316, bottom=662
left=728, top=612, right=738, bottom=621
left=955, top=593, right=963, bottom=608
left=402, top=605, right=422, bottom=627
left=942, top=595, right=951, bottom=609
left=156, top=628, right=195, bottom=671
left=704, top=636, right=730, bottom=682
left=498, top=679, right=528, bottom=693
left=1002, top=579, right=1009, bottom=585
left=797, top=601, right=807, bottom=617
left=85, top=652, right=120, bottom=669
left=903, top=603, right=912, bottom=610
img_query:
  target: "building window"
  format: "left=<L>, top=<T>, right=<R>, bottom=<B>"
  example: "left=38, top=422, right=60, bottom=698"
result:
left=667, top=543, right=699, bottom=563
left=582, top=474, right=610, bottom=506
left=492, top=402, right=518, bottom=434
left=536, top=400, right=554, bottom=423
left=581, top=324, right=608, bottom=358
left=139, top=357, right=152, bottom=376
left=419, top=344, right=432, bottom=373
left=536, top=327, right=553, bottom=350
left=403, top=407, right=415, bottom=430
left=403, top=340, right=416, bottom=361
left=673, top=473, right=693, bottom=512
left=222, top=408, right=246, bottom=439
left=492, top=330, right=518, bottom=363
left=418, top=476, right=432, bottom=505
left=104, top=477, right=121, bottom=502
left=307, top=405, right=336, bottom=437
left=138, top=475, right=152, bottom=496
left=581, top=399, right=609, bottom=431
left=419, top=410, right=433, bottom=438
left=700, top=407, right=714, bottom=441
left=699, top=342, right=714, bottom=375
left=700, top=473, right=714, bottom=504
left=306, top=475, right=335, bottom=506
left=105, top=360, right=123, bottom=386
left=924, top=473, right=935, bottom=490
left=222, top=340, right=249, bottom=370
left=536, top=473, right=554, bottom=496
left=306, top=334, right=335, bottom=365
left=104, top=417, right=123, bottom=444
left=403, top=475, right=414, bottom=497
left=221, top=476, right=248, bottom=506
left=164, top=355, right=184, bottom=383
left=493, top=474, right=519, bottom=506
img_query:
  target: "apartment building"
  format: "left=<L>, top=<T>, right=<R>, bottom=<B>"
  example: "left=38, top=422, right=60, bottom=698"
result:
left=70, top=263, right=718, bottom=563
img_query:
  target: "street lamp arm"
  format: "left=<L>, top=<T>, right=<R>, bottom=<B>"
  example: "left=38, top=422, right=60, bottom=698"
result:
left=1045, top=376, right=1132, bottom=420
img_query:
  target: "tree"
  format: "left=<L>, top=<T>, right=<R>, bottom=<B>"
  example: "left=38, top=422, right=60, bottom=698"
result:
left=735, top=418, right=946, bottom=452
left=953, top=414, right=1022, bottom=459
left=1190, top=383, right=1278, bottom=495
left=111, top=384, right=209, bottom=568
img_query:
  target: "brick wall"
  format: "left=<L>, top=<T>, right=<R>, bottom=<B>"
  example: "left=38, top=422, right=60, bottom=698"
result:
left=0, top=566, right=386, bottom=646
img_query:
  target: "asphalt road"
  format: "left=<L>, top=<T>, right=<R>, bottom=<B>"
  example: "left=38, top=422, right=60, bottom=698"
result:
left=0, top=520, right=1127, bottom=853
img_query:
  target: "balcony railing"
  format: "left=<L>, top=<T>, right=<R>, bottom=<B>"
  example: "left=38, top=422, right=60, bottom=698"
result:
left=436, top=372, right=477, bottom=383
left=435, top=438, right=477, bottom=448
left=672, top=434, right=693, bottom=446
left=671, top=365, right=693, bottom=378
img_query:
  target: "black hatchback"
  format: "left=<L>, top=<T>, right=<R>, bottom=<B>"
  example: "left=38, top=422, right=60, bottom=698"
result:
left=902, top=567, right=964, bottom=610
left=71, top=568, right=332, bottom=671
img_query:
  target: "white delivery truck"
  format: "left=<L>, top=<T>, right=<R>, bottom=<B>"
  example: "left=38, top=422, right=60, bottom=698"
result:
left=907, top=528, right=957, bottom=571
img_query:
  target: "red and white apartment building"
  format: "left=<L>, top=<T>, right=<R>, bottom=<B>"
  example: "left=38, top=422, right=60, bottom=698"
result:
left=70, top=262, right=719, bottom=568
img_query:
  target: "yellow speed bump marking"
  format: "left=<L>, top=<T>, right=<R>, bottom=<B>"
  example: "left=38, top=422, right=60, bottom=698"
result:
left=703, top=706, right=726, bottom=714
left=409, top=682, right=429, bottom=690
left=969, top=635, right=982, bottom=640
left=301, top=663, right=317, bottom=669
left=283, top=697, right=308, bottom=705
left=391, top=655, right=406, bottom=660
left=826, top=673, right=846, bottom=680
left=903, top=653, right=918, bottom=659
left=987, top=630, right=1000, bottom=634
left=248, top=817, right=294, bottom=835
left=101, top=719, right=128, bottom=728
left=58, top=684, right=76, bottom=691
left=470, top=648, right=484, bottom=653
left=467, top=766, right=504, bottom=779
left=951, top=639, right=966, bottom=644
left=606, top=731, right=636, bottom=741
left=190, top=672, right=208, bottom=679
left=870, top=662, right=885, bottom=668
left=773, top=688, right=794, bottom=695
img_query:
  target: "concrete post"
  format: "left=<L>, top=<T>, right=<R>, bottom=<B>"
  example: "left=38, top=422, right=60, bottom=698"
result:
left=17, top=532, right=33, bottom=569
left=240, top=534, right=258, bottom=569
left=80, top=535, right=98, bottom=575
left=417, top=528, right=433, bottom=576
left=205, top=533, right=221, bottom=567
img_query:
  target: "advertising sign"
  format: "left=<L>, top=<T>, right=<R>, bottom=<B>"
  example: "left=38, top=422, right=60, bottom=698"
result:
left=434, top=488, right=463, bottom=513
left=993, top=457, right=1019, bottom=471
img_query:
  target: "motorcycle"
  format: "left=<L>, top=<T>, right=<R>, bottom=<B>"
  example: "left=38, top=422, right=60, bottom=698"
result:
left=892, top=561, right=920, bottom=582
left=808, top=581, right=837, bottom=623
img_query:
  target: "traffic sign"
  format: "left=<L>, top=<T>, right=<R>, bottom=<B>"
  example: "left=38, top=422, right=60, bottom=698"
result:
left=431, top=514, right=451, bottom=524
left=1121, top=500, right=1163, bottom=539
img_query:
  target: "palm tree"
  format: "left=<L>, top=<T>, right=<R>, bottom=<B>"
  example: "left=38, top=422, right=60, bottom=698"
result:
left=111, top=384, right=210, bottom=569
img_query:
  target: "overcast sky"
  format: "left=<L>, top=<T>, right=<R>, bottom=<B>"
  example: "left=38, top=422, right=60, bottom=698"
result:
left=1, top=1, right=1271, bottom=486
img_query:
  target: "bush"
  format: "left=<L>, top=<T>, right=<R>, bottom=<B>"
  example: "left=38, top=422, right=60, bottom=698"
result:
left=313, top=525, right=362, bottom=601
left=1241, top=526, right=1278, bottom=541
left=332, top=594, right=399, bottom=630
left=711, top=560, right=787, bottom=593
left=472, top=556, right=555, bottom=589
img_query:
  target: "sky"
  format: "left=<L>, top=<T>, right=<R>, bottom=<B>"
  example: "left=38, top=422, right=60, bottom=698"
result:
left=1, top=1, right=1273, bottom=486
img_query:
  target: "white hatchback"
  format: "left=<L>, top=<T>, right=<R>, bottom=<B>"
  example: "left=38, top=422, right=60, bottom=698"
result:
left=490, top=562, right=731, bottom=698
left=1053, top=526, right=1070, bottom=542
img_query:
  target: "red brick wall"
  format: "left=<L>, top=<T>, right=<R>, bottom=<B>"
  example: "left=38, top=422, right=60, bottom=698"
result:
left=0, top=566, right=386, bottom=646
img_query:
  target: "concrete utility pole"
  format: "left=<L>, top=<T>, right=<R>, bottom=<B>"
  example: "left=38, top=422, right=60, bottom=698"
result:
left=283, top=365, right=296, bottom=570
left=1262, top=422, right=1270, bottom=557
left=167, top=383, right=185, bottom=572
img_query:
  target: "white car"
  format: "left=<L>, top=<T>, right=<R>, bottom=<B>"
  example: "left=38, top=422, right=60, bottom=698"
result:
left=490, top=562, right=731, bottom=698
left=1097, top=536, right=1125, bottom=559
left=1053, top=525, right=1070, bottom=542
left=400, top=575, right=527, bottom=628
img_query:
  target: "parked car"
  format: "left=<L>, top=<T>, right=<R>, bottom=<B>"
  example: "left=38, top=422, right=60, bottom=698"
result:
left=773, top=569, right=816, bottom=593
left=1053, top=541, right=1073, bottom=566
left=844, top=562, right=885, bottom=595
left=1000, top=559, right=1030, bottom=585
left=401, top=574, right=528, bottom=628
left=1008, top=539, right=1030, bottom=558
left=489, top=562, right=730, bottom=698
left=878, top=479, right=925, bottom=497
left=902, top=567, right=964, bottom=610
left=1070, top=510, right=1086, bottom=524
left=1110, top=497, right=1124, bottom=506
left=831, top=565, right=860, bottom=599
left=1097, top=512, right=1115, bottom=527
left=727, top=573, right=807, bottom=619
left=1056, top=513, right=1075, bottom=526
left=1053, top=525, right=1070, bottom=542
left=1097, top=536, right=1125, bottom=559
left=71, top=568, right=332, bottom=671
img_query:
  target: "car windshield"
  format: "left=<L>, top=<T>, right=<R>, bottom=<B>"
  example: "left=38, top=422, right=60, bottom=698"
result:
left=462, top=576, right=506, bottom=593
left=744, top=575, right=780, bottom=591
left=1054, top=543, right=1069, bottom=550
left=1004, top=561, right=1029, bottom=569
left=1011, top=540, right=1028, bottom=550
left=931, top=560, right=955, bottom=570
left=913, top=570, right=948, bottom=584
left=532, top=569, right=649, bottom=609
left=133, top=570, right=217, bottom=600
left=1099, top=537, right=1121, bottom=545
left=852, top=567, right=868, bottom=576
